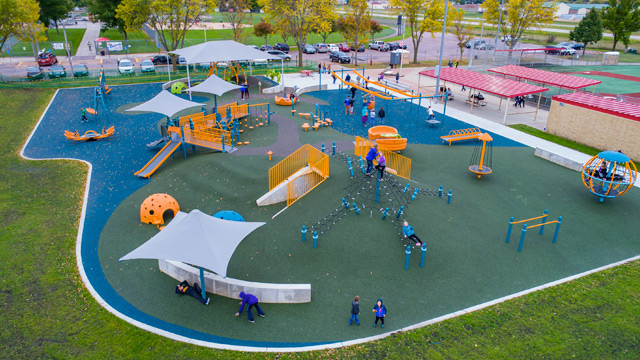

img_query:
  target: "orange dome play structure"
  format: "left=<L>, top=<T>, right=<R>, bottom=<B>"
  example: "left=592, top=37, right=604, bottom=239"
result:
left=368, top=125, right=407, bottom=152
left=140, top=193, right=180, bottom=229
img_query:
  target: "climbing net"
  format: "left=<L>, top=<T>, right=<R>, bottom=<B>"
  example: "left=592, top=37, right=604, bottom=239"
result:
left=308, top=150, right=444, bottom=247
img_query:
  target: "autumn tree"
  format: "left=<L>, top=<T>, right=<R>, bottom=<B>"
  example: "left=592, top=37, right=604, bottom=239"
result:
left=218, top=0, right=251, bottom=43
left=337, top=0, right=370, bottom=66
left=369, top=19, right=383, bottom=41
left=259, top=0, right=336, bottom=67
left=390, top=0, right=447, bottom=63
left=88, top=0, right=129, bottom=42
left=569, top=9, right=603, bottom=55
left=450, top=8, right=472, bottom=59
left=483, top=0, right=555, bottom=50
left=253, top=19, right=274, bottom=45
left=313, top=18, right=337, bottom=43
left=273, top=17, right=292, bottom=45
left=0, top=0, right=43, bottom=53
left=39, top=0, right=74, bottom=37
left=116, top=0, right=216, bottom=62
left=601, top=0, right=640, bottom=50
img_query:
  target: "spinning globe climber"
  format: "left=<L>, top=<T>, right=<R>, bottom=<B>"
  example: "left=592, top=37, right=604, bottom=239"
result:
left=582, top=151, right=637, bottom=202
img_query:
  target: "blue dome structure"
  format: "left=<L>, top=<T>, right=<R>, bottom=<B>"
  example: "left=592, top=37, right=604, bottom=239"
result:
left=582, top=151, right=637, bottom=202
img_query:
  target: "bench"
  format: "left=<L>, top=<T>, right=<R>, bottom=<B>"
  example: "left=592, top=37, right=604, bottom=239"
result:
left=302, top=123, right=310, bottom=131
left=298, top=112, right=312, bottom=119
left=312, top=123, right=320, bottom=131
left=466, top=98, right=487, bottom=107
left=440, top=127, right=482, bottom=146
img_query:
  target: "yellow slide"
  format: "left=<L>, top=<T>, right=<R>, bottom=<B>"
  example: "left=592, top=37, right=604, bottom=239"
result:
left=134, top=140, right=182, bottom=178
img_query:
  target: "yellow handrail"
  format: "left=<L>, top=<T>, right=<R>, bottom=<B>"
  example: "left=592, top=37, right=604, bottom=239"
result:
left=354, top=136, right=411, bottom=180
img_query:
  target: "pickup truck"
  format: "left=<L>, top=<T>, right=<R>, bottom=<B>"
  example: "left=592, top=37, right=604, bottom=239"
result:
left=368, top=41, right=389, bottom=51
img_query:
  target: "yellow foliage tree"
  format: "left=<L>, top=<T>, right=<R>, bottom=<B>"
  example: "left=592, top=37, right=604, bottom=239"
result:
left=259, top=0, right=336, bottom=67
left=337, top=0, right=370, bottom=66
left=483, top=0, right=556, bottom=49
left=218, top=0, right=251, bottom=43
left=0, top=0, right=45, bottom=59
left=390, top=0, right=447, bottom=64
left=450, top=8, right=473, bottom=60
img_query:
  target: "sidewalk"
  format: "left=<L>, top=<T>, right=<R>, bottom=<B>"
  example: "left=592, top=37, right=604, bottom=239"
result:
left=76, top=21, right=102, bottom=57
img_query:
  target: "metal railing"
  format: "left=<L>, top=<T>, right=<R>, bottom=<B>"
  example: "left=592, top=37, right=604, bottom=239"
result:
left=354, top=136, right=412, bottom=180
left=268, top=144, right=328, bottom=191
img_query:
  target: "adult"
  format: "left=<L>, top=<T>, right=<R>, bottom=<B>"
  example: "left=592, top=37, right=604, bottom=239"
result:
left=365, top=144, right=379, bottom=176
left=378, top=106, right=386, bottom=123
left=455, top=59, right=459, bottom=68
left=345, top=73, right=351, bottom=83
left=240, top=83, right=246, bottom=100
left=402, top=220, right=423, bottom=246
left=175, top=280, right=210, bottom=305
left=243, top=82, right=250, bottom=99
left=87, top=41, right=92, bottom=52
left=350, top=85, right=357, bottom=99
left=235, top=291, right=265, bottom=323
left=318, top=62, right=322, bottom=73
left=448, top=60, right=453, bottom=68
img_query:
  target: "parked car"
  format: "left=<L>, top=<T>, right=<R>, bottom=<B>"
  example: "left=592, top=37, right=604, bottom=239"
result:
left=37, top=52, right=57, bottom=66
left=273, top=43, right=290, bottom=53
left=140, top=59, right=155, bottom=73
left=474, top=43, right=495, bottom=50
left=151, top=55, right=171, bottom=65
left=117, top=59, right=134, bottom=74
left=327, top=44, right=339, bottom=53
left=249, top=45, right=260, bottom=50
left=26, top=66, right=44, bottom=80
left=557, top=41, right=584, bottom=50
left=368, top=41, right=389, bottom=51
left=559, top=46, right=577, bottom=55
left=338, top=44, right=351, bottom=52
left=354, top=44, right=366, bottom=52
left=329, top=51, right=351, bottom=64
left=313, top=43, right=329, bottom=53
left=465, top=40, right=485, bottom=49
left=72, top=64, right=89, bottom=77
left=544, top=45, right=563, bottom=54
left=259, top=44, right=273, bottom=51
left=267, top=50, right=291, bottom=60
left=302, top=43, right=317, bottom=54
left=388, top=42, right=407, bottom=50
left=48, top=65, right=66, bottom=78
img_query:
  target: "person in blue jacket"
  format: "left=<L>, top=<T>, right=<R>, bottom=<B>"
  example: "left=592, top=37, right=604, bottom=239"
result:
left=235, top=291, right=265, bottom=323
left=402, top=220, right=423, bottom=246
left=365, top=144, right=379, bottom=176
left=372, top=298, right=387, bottom=328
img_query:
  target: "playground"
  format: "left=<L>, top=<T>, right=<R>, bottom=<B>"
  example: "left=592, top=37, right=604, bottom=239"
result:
left=21, top=69, right=640, bottom=349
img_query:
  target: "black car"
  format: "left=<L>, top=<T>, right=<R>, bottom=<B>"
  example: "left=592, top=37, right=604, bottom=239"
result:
left=388, top=42, right=407, bottom=50
left=151, top=55, right=172, bottom=65
left=273, top=43, right=290, bottom=53
left=354, top=44, right=365, bottom=52
left=329, top=51, right=351, bottom=64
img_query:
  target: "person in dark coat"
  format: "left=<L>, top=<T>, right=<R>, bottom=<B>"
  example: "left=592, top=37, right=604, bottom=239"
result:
left=235, top=291, right=265, bottom=323
left=175, top=280, right=210, bottom=305
left=350, top=85, right=357, bottom=99
left=349, top=295, right=360, bottom=325
left=378, top=106, right=386, bottom=123
left=372, top=298, right=387, bottom=328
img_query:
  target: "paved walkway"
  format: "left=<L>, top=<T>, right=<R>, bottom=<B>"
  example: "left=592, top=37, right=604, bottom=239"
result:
left=76, top=21, right=102, bottom=57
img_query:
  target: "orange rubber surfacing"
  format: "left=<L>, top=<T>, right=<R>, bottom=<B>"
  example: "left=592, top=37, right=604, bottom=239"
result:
left=140, top=193, right=180, bottom=228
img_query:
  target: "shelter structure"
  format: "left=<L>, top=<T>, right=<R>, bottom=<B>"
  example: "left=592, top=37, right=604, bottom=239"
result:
left=418, top=68, right=548, bottom=123
left=186, top=73, right=242, bottom=108
left=120, top=209, right=265, bottom=297
left=126, top=90, right=204, bottom=118
left=169, top=40, right=283, bottom=100
left=487, top=65, right=601, bottom=92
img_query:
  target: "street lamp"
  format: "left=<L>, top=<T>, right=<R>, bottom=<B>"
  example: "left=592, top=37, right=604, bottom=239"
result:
left=435, top=0, right=449, bottom=95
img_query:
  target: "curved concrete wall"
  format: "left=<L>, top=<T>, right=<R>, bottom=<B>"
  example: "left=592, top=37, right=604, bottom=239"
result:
left=159, top=259, right=311, bottom=303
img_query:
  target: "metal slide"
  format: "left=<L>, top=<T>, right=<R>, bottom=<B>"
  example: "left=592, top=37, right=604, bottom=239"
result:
left=134, top=140, right=182, bottom=178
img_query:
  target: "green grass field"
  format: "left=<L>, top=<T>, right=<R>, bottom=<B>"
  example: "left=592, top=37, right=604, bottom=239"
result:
left=2, top=86, right=640, bottom=358
left=1, top=28, right=86, bottom=58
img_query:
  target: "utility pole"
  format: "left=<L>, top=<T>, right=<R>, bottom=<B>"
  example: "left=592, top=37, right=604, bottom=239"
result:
left=62, top=22, right=75, bottom=78
left=435, top=0, right=449, bottom=95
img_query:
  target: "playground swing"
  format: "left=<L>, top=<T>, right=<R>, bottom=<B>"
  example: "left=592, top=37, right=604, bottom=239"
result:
left=468, top=133, right=493, bottom=179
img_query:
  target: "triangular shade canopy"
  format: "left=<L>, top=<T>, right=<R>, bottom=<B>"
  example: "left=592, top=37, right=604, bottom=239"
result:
left=120, top=209, right=265, bottom=277
left=126, top=90, right=204, bottom=117
left=169, top=40, right=282, bottom=64
left=187, top=74, right=242, bottom=96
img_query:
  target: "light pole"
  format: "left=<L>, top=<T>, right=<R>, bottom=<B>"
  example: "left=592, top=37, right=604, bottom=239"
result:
left=435, top=0, right=449, bottom=96
left=494, top=0, right=505, bottom=49
left=61, top=22, right=75, bottom=78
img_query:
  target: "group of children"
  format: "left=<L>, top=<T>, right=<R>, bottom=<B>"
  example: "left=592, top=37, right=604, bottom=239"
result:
left=240, top=82, right=250, bottom=100
left=349, top=296, right=387, bottom=328
left=344, top=90, right=387, bottom=128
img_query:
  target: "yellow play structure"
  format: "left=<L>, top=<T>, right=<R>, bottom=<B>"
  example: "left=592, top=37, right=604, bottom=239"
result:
left=265, top=145, right=329, bottom=207
left=354, top=136, right=412, bottom=180
left=207, top=61, right=247, bottom=84
left=440, top=128, right=482, bottom=145
left=64, top=126, right=115, bottom=141
left=140, top=193, right=180, bottom=230
left=367, top=125, right=408, bottom=152
left=275, top=95, right=298, bottom=106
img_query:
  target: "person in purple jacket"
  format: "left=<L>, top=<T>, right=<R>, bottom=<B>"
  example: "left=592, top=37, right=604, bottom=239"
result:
left=235, top=291, right=266, bottom=323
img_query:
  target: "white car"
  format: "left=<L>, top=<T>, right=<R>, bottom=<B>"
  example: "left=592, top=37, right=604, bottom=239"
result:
left=327, top=44, right=339, bottom=53
left=140, top=59, right=155, bottom=73
left=117, top=59, right=134, bottom=74
left=560, top=46, right=577, bottom=56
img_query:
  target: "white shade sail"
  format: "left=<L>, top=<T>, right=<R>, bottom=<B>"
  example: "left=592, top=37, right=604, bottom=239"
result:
left=126, top=90, right=205, bottom=117
left=120, top=209, right=265, bottom=277
left=187, top=74, right=242, bottom=96
left=169, top=40, right=282, bottom=64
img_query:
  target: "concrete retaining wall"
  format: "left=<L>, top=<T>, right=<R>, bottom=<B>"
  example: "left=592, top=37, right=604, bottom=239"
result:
left=262, top=82, right=284, bottom=94
left=534, top=147, right=584, bottom=171
left=546, top=100, right=640, bottom=161
left=159, top=259, right=311, bottom=303
left=294, top=84, right=328, bottom=96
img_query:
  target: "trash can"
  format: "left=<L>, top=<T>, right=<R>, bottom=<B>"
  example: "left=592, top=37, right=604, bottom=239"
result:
left=100, top=50, right=105, bottom=56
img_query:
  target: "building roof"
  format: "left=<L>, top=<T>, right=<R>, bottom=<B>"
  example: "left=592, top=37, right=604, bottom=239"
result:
left=568, top=4, right=608, bottom=9
left=419, top=67, right=548, bottom=98
left=488, top=65, right=601, bottom=90
left=552, top=93, right=640, bottom=122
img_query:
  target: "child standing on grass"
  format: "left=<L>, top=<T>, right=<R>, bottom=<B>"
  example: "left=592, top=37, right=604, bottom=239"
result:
left=373, top=299, right=387, bottom=328
left=349, top=295, right=360, bottom=326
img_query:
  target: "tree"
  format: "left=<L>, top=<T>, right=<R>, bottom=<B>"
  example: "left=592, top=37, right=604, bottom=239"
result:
left=253, top=19, right=274, bottom=45
left=274, top=17, right=292, bottom=45
left=369, top=19, right=383, bottom=41
left=259, top=0, right=336, bottom=67
left=88, top=0, right=129, bottom=42
left=218, top=0, right=251, bottom=43
left=314, top=18, right=337, bottom=43
left=337, top=0, right=369, bottom=66
left=390, top=0, right=447, bottom=63
left=601, top=0, right=640, bottom=50
left=116, top=0, right=216, bottom=63
left=39, top=0, right=74, bottom=37
left=569, top=9, right=603, bottom=55
left=483, top=0, right=555, bottom=50
left=450, top=8, right=473, bottom=60
left=0, top=0, right=42, bottom=53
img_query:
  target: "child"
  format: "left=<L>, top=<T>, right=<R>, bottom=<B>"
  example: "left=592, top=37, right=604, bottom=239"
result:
left=402, top=220, right=423, bottom=246
left=361, top=106, right=369, bottom=126
left=344, top=97, right=351, bottom=115
left=372, top=299, right=386, bottom=328
left=395, top=73, right=399, bottom=83
left=349, top=295, right=360, bottom=326
left=80, top=108, right=88, bottom=122
left=428, top=106, right=435, bottom=120
left=375, top=153, right=386, bottom=180
left=369, top=109, right=376, bottom=127
left=378, top=107, right=385, bottom=124
left=350, top=98, right=354, bottom=114
left=365, top=144, right=379, bottom=176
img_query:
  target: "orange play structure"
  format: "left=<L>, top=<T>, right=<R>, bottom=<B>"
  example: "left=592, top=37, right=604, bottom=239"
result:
left=350, top=70, right=420, bottom=99
left=140, top=193, right=180, bottom=229
left=355, top=136, right=411, bottom=180
left=368, top=125, right=408, bottom=152
left=64, top=126, right=115, bottom=141
left=275, top=95, right=297, bottom=106
left=440, top=127, right=482, bottom=146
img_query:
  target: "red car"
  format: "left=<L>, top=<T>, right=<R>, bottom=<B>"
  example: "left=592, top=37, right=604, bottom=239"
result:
left=37, top=53, right=58, bottom=66
left=338, top=44, right=351, bottom=52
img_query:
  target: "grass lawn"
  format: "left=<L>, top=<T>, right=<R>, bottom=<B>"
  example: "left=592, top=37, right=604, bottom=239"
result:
left=98, top=29, right=161, bottom=54
left=509, top=124, right=601, bottom=156
left=1, top=28, right=86, bottom=58
left=2, top=86, right=640, bottom=358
